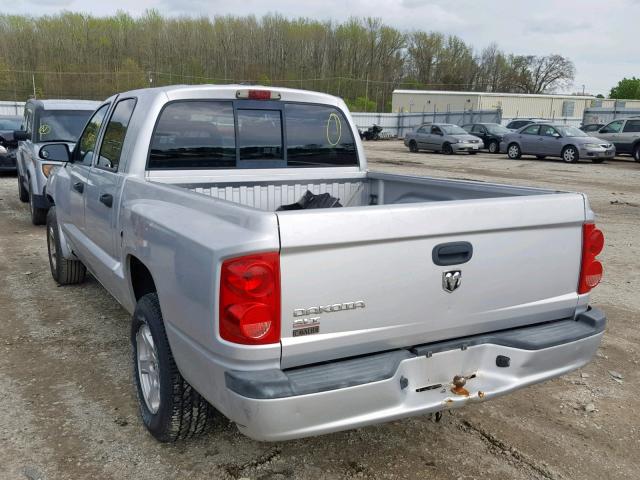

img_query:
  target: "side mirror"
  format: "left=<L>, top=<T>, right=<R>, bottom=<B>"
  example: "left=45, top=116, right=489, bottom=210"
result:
left=39, top=143, right=71, bottom=162
left=14, top=130, right=30, bottom=141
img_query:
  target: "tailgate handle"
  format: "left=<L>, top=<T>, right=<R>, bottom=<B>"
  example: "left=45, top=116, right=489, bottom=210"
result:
left=432, top=242, right=473, bottom=266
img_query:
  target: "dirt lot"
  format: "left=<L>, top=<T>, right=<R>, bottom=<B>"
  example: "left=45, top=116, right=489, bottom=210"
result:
left=1, top=144, right=639, bottom=480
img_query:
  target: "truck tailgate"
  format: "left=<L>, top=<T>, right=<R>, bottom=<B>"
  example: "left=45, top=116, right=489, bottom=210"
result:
left=276, top=193, right=585, bottom=369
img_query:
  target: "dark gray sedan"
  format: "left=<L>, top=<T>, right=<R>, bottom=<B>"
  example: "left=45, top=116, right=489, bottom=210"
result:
left=501, top=124, right=616, bottom=163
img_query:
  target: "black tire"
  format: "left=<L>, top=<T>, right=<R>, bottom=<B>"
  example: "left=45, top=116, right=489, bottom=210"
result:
left=408, top=140, right=418, bottom=153
left=46, top=207, right=86, bottom=285
left=488, top=140, right=499, bottom=154
left=18, top=175, right=29, bottom=202
left=592, top=158, right=605, bottom=164
left=536, top=155, right=546, bottom=160
left=562, top=145, right=579, bottom=163
left=507, top=143, right=521, bottom=159
left=132, top=293, right=214, bottom=442
left=442, top=143, right=453, bottom=155
left=633, top=144, right=640, bottom=162
left=28, top=182, right=47, bottom=225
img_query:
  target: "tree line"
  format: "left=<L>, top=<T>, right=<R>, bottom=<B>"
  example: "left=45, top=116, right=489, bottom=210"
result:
left=0, top=12, right=576, bottom=111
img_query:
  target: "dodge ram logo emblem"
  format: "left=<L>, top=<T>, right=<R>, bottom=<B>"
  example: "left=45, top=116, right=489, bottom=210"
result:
left=442, top=270, right=462, bottom=293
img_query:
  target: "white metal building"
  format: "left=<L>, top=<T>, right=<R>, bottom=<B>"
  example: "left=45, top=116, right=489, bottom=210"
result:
left=392, top=90, right=595, bottom=123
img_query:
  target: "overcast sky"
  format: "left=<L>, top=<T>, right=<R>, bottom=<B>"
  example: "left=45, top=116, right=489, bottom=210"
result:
left=10, top=0, right=640, bottom=95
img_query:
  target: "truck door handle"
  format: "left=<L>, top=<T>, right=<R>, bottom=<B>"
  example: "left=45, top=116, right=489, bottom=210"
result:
left=72, top=182, right=84, bottom=194
left=99, top=193, right=113, bottom=208
left=432, top=242, right=473, bottom=266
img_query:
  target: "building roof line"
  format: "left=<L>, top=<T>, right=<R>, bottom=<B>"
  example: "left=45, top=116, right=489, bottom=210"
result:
left=392, top=90, right=595, bottom=100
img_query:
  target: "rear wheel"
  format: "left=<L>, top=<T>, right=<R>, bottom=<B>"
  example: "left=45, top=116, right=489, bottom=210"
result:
left=46, top=207, right=86, bottom=285
left=507, top=143, right=521, bottom=159
left=562, top=146, right=579, bottom=163
left=28, top=182, right=47, bottom=225
left=18, top=175, right=28, bottom=202
left=408, top=140, right=418, bottom=153
left=633, top=144, right=640, bottom=162
left=442, top=143, right=453, bottom=155
left=132, top=293, right=214, bottom=442
left=488, top=140, right=499, bottom=154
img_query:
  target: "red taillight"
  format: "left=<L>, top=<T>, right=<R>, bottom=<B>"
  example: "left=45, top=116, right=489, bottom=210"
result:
left=235, top=89, right=282, bottom=100
left=219, top=252, right=280, bottom=345
left=578, top=223, right=604, bottom=294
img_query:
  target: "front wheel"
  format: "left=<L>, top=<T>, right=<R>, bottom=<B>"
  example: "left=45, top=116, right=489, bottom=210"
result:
left=408, top=140, right=418, bottom=153
left=46, top=207, right=86, bottom=285
left=488, top=140, right=499, bottom=154
left=442, top=143, right=453, bottom=155
left=29, top=183, right=47, bottom=225
left=132, top=293, right=214, bottom=442
left=507, top=143, right=521, bottom=159
left=633, top=144, right=640, bottom=162
left=18, top=176, right=29, bottom=202
left=562, top=146, right=579, bottom=163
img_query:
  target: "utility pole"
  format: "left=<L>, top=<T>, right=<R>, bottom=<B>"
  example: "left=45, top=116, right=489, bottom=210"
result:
left=32, top=74, right=36, bottom=99
left=364, top=74, right=369, bottom=113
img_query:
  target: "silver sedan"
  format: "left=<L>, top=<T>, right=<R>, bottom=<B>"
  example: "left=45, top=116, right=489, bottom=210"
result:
left=500, top=124, right=616, bottom=163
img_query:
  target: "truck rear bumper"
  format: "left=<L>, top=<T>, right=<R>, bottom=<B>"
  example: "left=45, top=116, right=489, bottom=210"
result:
left=225, top=307, right=605, bottom=441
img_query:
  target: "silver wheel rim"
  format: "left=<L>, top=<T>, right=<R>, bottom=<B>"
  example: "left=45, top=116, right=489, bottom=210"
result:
left=47, top=226, right=57, bottom=272
left=490, top=142, right=497, bottom=153
left=508, top=145, right=519, bottom=158
left=136, top=324, right=161, bottom=414
left=564, top=148, right=575, bottom=162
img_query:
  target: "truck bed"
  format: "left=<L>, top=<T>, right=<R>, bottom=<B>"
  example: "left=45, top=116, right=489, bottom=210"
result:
left=149, top=170, right=554, bottom=212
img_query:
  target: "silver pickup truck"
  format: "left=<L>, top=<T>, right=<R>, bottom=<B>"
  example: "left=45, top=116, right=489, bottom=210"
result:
left=43, top=85, right=606, bottom=443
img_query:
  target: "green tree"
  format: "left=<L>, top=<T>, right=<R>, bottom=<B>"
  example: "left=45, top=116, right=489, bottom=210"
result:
left=610, top=77, right=640, bottom=99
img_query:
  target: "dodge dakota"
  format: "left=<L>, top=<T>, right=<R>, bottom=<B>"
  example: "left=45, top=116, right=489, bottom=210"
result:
left=43, top=85, right=606, bottom=442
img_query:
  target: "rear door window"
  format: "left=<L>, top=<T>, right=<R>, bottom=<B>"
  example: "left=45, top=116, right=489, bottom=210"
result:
left=285, top=104, right=357, bottom=167
left=97, top=98, right=136, bottom=171
left=623, top=120, right=640, bottom=133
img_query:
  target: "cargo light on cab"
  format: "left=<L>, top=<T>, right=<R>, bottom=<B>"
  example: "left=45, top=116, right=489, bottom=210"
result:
left=236, top=89, right=282, bottom=100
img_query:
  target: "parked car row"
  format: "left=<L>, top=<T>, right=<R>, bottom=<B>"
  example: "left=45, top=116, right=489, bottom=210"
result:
left=405, top=117, right=640, bottom=164
left=5, top=86, right=606, bottom=445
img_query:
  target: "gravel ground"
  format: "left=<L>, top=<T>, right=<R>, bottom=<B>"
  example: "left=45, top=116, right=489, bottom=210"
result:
left=0, top=143, right=638, bottom=480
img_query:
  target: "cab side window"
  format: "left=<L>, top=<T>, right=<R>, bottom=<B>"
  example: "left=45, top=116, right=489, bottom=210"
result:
left=601, top=120, right=624, bottom=134
left=74, top=104, right=109, bottom=166
left=97, top=99, right=136, bottom=171
left=431, top=126, right=443, bottom=135
left=471, top=125, right=486, bottom=134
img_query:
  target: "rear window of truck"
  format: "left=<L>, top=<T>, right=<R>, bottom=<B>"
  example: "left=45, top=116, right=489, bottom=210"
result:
left=148, top=101, right=358, bottom=169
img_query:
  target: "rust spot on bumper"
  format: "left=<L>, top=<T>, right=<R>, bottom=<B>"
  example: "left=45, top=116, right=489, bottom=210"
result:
left=450, top=385, right=470, bottom=396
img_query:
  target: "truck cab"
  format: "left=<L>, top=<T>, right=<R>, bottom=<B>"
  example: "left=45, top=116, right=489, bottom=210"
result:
left=15, top=99, right=99, bottom=224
